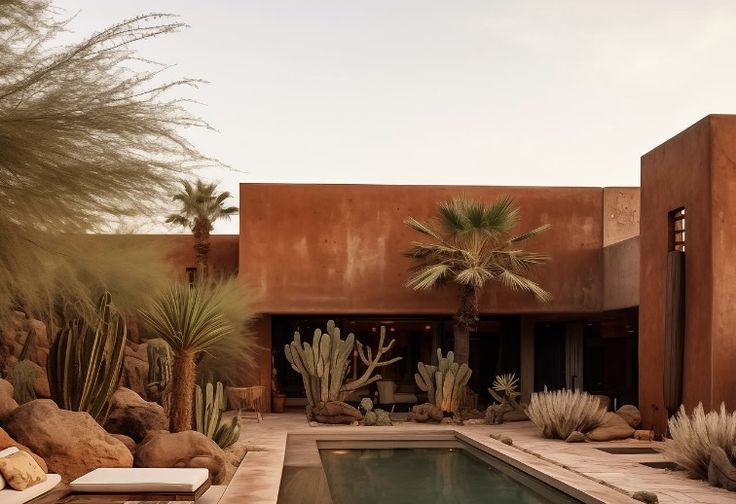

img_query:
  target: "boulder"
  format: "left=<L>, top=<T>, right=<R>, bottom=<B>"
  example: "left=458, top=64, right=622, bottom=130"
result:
left=634, top=430, right=655, bottom=441
left=565, top=431, right=587, bottom=443
left=311, top=401, right=363, bottom=424
left=0, top=378, right=19, bottom=420
left=1, top=313, right=50, bottom=368
left=28, top=361, right=50, bottom=398
left=104, top=387, right=168, bottom=443
left=121, top=341, right=149, bottom=397
left=408, top=403, right=444, bottom=423
left=0, top=427, right=47, bottom=472
left=135, top=430, right=228, bottom=484
left=586, top=412, right=635, bottom=442
left=3, top=399, right=133, bottom=481
left=707, top=446, right=736, bottom=491
left=615, top=405, right=642, bottom=429
left=111, top=434, right=137, bottom=456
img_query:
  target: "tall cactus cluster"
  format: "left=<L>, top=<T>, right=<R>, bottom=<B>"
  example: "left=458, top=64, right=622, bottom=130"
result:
left=194, top=381, right=241, bottom=449
left=284, top=320, right=401, bottom=410
left=48, top=292, right=127, bottom=422
left=415, top=348, right=472, bottom=413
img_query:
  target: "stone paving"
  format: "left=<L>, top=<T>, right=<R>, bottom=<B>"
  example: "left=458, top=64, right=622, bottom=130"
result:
left=212, top=412, right=734, bottom=504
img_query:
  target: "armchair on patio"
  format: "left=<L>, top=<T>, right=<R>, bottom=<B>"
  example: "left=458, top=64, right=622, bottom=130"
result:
left=376, top=380, right=418, bottom=411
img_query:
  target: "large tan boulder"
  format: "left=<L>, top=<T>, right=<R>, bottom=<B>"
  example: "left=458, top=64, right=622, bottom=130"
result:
left=311, top=401, right=363, bottom=424
left=0, top=427, right=47, bottom=472
left=121, top=341, right=149, bottom=397
left=1, top=313, right=50, bottom=368
left=3, top=399, right=133, bottom=481
left=615, top=404, right=641, bottom=429
left=104, top=387, right=167, bottom=443
left=27, top=361, right=50, bottom=398
left=586, top=412, right=635, bottom=442
left=0, top=378, right=19, bottom=420
left=135, top=430, right=228, bottom=484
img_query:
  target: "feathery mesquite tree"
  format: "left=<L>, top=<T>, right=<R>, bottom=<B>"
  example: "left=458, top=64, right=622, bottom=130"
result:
left=166, top=179, right=238, bottom=281
left=405, top=196, right=550, bottom=364
left=0, top=1, right=215, bottom=323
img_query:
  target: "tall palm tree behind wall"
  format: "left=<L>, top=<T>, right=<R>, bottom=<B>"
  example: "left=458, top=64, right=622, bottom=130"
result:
left=404, top=196, right=551, bottom=364
left=166, top=180, right=238, bottom=281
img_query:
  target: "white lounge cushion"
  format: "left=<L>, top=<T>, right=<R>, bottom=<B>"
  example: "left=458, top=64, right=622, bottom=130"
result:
left=0, top=447, right=20, bottom=490
left=0, top=473, right=61, bottom=504
left=70, top=468, right=209, bottom=493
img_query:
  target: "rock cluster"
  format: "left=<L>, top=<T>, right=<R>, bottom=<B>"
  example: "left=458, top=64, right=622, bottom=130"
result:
left=407, top=402, right=444, bottom=422
left=311, top=401, right=363, bottom=424
left=104, top=387, right=167, bottom=442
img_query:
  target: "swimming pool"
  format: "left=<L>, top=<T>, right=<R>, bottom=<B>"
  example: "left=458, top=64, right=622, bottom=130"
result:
left=277, top=433, right=597, bottom=504
left=320, top=445, right=581, bottom=504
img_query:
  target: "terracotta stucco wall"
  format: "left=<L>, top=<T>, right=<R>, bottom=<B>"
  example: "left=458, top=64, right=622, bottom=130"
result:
left=603, top=237, right=640, bottom=311
left=603, top=188, right=640, bottom=246
left=127, top=234, right=240, bottom=278
left=639, top=116, right=715, bottom=432
left=240, top=184, right=605, bottom=315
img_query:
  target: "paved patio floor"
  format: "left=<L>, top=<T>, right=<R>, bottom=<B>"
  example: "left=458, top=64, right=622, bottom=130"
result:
left=216, top=412, right=735, bottom=504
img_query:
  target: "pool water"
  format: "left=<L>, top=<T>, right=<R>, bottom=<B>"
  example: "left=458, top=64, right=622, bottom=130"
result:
left=320, top=447, right=582, bottom=504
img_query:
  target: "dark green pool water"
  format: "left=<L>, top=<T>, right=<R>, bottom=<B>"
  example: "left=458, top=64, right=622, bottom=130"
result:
left=320, top=448, right=581, bottom=504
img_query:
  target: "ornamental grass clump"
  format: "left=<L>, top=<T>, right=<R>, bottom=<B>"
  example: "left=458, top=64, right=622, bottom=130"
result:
left=659, top=403, right=736, bottom=479
left=526, top=388, right=607, bottom=439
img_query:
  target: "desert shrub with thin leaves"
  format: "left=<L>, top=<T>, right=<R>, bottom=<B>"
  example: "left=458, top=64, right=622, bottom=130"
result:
left=526, top=388, right=607, bottom=439
left=658, top=403, right=736, bottom=479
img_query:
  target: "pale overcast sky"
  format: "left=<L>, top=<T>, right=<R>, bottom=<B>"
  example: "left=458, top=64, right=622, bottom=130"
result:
left=55, top=1, right=736, bottom=233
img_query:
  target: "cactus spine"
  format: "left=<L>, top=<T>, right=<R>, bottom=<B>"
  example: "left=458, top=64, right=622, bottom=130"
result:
left=284, top=320, right=401, bottom=409
left=48, top=292, right=126, bottom=422
left=414, top=348, right=471, bottom=413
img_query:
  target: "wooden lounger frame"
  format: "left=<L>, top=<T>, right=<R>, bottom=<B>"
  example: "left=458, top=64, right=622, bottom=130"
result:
left=29, top=479, right=211, bottom=503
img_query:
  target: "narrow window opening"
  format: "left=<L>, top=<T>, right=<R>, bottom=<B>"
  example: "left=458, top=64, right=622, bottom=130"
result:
left=186, top=267, right=197, bottom=285
left=669, top=208, right=686, bottom=252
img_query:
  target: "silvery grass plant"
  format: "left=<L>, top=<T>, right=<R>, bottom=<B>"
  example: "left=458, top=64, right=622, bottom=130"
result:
left=526, top=388, right=607, bottom=439
left=659, top=403, right=736, bottom=479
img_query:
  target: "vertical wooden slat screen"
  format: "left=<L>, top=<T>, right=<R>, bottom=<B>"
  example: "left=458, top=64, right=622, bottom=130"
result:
left=663, top=250, right=685, bottom=417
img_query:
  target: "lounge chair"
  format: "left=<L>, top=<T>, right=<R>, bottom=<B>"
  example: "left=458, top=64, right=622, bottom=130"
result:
left=376, top=380, right=418, bottom=411
left=61, top=467, right=211, bottom=502
left=0, top=447, right=62, bottom=504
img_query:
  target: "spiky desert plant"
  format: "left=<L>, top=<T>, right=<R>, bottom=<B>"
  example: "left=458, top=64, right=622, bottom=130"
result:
left=526, top=388, right=607, bottom=439
left=5, top=360, right=37, bottom=404
left=139, top=279, right=253, bottom=432
left=48, top=292, right=127, bottom=422
left=214, top=414, right=241, bottom=449
left=492, top=373, right=520, bottom=400
left=414, top=348, right=472, bottom=413
left=166, top=179, right=238, bottom=281
left=405, top=196, right=550, bottom=364
left=659, top=403, right=736, bottom=479
left=0, top=1, right=215, bottom=326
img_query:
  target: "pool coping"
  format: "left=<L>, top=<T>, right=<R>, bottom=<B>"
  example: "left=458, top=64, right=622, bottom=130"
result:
left=222, top=421, right=637, bottom=504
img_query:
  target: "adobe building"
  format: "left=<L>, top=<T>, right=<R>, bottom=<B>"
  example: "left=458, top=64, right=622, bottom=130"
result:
left=165, top=114, right=736, bottom=433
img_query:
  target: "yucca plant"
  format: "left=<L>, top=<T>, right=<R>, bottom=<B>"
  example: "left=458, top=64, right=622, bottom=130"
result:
left=405, top=196, right=550, bottom=363
left=659, top=403, right=736, bottom=479
left=526, top=388, right=607, bottom=439
left=47, top=292, right=127, bottom=422
left=139, top=280, right=242, bottom=432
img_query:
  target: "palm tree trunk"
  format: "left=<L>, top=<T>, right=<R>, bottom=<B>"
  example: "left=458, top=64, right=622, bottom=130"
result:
left=193, top=221, right=210, bottom=282
left=170, top=350, right=196, bottom=432
left=454, top=285, right=479, bottom=364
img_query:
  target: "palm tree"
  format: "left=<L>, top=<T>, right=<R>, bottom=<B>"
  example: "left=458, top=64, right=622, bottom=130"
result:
left=139, top=281, right=235, bottom=432
left=166, top=180, right=238, bottom=281
left=405, top=196, right=551, bottom=364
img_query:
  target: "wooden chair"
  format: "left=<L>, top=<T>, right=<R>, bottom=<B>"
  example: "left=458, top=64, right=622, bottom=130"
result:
left=227, top=385, right=265, bottom=422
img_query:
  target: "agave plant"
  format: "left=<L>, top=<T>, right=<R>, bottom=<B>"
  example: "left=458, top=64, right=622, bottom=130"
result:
left=48, top=292, right=127, bottom=422
left=492, top=373, right=520, bottom=400
left=139, top=280, right=242, bottom=432
left=526, top=388, right=606, bottom=439
left=659, top=403, right=736, bottom=479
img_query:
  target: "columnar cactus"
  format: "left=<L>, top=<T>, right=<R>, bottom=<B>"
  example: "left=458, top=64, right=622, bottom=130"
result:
left=146, top=338, right=173, bottom=413
left=195, top=381, right=226, bottom=438
left=414, top=348, right=471, bottom=413
left=284, top=320, right=401, bottom=410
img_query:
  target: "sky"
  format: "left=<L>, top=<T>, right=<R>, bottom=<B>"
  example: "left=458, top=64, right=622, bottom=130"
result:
left=54, top=1, right=736, bottom=233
